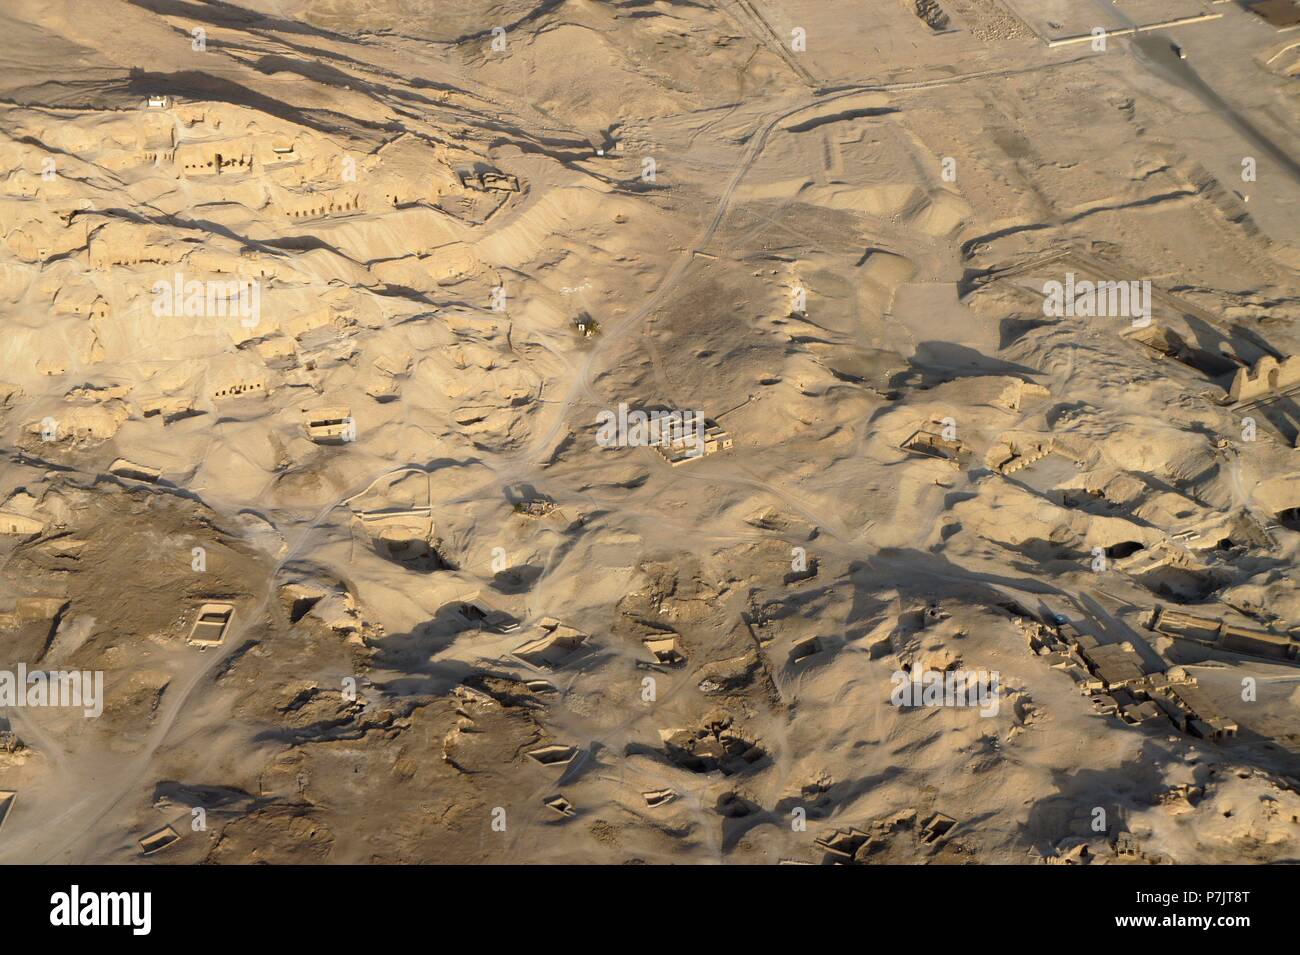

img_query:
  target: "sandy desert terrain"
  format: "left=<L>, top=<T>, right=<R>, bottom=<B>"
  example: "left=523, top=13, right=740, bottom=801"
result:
left=1, top=0, right=1299, bottom=865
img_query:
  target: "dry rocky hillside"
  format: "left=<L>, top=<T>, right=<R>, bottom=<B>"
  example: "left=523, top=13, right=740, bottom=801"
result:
left=0, top=0, right=1299, bottom=864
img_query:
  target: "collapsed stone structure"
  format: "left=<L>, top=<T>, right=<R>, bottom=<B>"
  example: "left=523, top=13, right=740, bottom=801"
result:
left=1019, top=616, right=1240, bottom=742
left=512, top=618, right=589, bottom=670
left=900, top=428, right=969, bottom=468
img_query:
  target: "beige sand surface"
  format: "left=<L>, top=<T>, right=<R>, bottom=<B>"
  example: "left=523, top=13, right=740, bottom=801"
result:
left=0, top=0, right=1298, bottom=864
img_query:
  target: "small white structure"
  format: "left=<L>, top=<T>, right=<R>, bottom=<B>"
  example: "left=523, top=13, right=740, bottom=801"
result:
left=139, top=825, right=180, bottom=855
left=302, top=406, right=355, bottom=443
left=188, top=603, right=234, bottom=646
left=455, top=592, right=518, bottom=633
left=512, top=619, right=587, bottom=670
left=0, top=791, right=15, bottom=835
left=656, top=420, right=734, bottom=466
left=108, top=458, right=161, bottom=483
